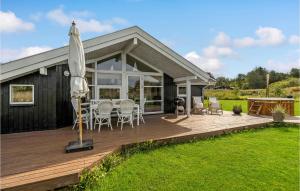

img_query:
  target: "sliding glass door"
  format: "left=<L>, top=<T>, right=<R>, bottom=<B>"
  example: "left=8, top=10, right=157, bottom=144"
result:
left=127, top=75, right=141, bottom=105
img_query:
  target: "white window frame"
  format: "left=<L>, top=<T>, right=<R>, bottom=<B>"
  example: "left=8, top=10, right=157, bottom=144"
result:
left=10, top=84, right=34, bottom=105
left=85, top=51, right=164, bottom=114
left=177, top=85, right=187, bottom=97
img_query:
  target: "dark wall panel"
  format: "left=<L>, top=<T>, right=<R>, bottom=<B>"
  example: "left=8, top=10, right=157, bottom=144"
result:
left=191, top=85, right=205, bottom=108
left=163, top=73, right=176, bottom=113
left=1, top=63, right=73, bottom=134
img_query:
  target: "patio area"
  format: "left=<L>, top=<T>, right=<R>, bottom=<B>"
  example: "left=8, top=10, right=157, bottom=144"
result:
left=1, top=112, right=298, bottom=191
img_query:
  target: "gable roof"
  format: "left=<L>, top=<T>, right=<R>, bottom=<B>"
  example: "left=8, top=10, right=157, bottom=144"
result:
left=1, top=26, right=214, bottom=83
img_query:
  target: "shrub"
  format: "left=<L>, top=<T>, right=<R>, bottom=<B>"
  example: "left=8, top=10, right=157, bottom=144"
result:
left=271, top=104, right=286, bottom=114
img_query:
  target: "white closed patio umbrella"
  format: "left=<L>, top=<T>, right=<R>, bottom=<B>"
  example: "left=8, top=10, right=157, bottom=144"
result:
left=66, top=21, right=92, bottom=153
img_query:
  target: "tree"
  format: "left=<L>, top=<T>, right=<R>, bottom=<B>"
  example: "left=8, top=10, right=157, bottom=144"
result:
left=290, top=68, right=300, bottom=78
left=269, top=70, right=288, bottom=83
left=246, top=67, right=268, bottom=89
left=235, top=73, right=247, bottom=89
left=215, top=77, right=230, bottom=88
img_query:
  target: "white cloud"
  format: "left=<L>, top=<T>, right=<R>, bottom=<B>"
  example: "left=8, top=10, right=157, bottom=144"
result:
left=0, top=11, right=34, bottom=33
left=46, top=7, right=127, bottom=33
left=266, top=58, right=300, bottom=73
left=76, top=19, right=113, bottom=33
left=203, top=46, right=235, bottom=58
left=0, top=46, right=52, bottom=62
left=213, top=32, right=231, bottom=46
left=233, top=37, right=256, bottom=47
left=219, top=27, right=286, bottom=48
left=289, top=35, right=300, bottom=45
left=185, top=51, right=223, bottom=73
left=47, top=7, right=70, bottom=25
left=255, top=27, right=285, bottom=46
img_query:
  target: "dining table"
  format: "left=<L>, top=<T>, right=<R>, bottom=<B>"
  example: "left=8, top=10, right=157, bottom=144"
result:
left=86, top=100, right=140, bottom=130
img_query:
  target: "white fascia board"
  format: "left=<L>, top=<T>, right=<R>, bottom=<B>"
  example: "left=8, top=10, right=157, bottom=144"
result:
left=1, top=31, right=137, bottom=82
left=1, top=26, right=212, bottom=83
left=1, top=55, right=67, bottom=82
left=174, top=76, right=197, bottom=82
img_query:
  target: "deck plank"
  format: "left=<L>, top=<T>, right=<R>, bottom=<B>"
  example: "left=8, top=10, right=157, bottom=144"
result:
left=1, top=113, right=298, bottom=190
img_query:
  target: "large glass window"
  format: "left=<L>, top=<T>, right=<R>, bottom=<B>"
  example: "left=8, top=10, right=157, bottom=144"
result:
left=178, top=86, right=186, bottom=96
left=10, top=85, right=34, bottom=105
left=144, top=76, right=162, bottom=86
left=97, top=73, right=122, bottom=85
left=86, top=71, right=94, bottom=85
left=126, top=55, right=156, bottom=72
left=144, top=87, right=161, bottom=101
left=144, top=102, right=162, bottom=112
left=99, top=88, right=120, bottom=99
left=128, top=76, right=140, bottom=104
left=97, top=54, right=122, bottom=71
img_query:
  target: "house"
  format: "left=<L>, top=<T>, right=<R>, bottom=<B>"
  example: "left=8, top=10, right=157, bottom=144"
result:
left=0, top=26, right=215, bottom=134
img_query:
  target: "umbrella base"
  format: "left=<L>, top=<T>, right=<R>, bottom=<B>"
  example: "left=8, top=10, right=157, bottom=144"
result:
left=65, top=139, right=93, bottom=153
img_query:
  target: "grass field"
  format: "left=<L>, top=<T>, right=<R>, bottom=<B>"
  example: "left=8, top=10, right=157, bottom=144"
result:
left=83, top=126, right=299, bottom=191
left=204, top=99, right=300, bottom=116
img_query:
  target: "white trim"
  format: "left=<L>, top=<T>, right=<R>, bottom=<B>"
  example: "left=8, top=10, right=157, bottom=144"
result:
left=39, top=67, right=47, bottom=75
left=126, top=71, right=162, bottom=76
left=121, top=51, right=127, bottom=99
left=186, top=80, right=191, bottom=117
left=1, top=27, right=213, bottom=83
left=95, top=70, right=123, bottom=74
left=124, top=37, right=138, bottom=54
left=174, top=76, right=197, bottom=82
left=9, top=84, right=34, bottom=105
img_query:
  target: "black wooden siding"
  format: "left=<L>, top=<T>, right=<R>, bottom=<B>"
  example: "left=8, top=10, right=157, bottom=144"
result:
left=1, top=62, right=73, bottom=134
left=163, top=73, right=177, bottom=113
left=1, top=67, right=203, bottom=133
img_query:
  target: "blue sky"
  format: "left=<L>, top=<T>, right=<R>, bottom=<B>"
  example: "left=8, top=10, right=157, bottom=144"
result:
left=1, top=0, right=299, bottom=77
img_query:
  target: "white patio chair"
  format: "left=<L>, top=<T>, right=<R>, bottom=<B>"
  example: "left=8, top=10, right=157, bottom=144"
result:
left=94, top=100, right=113, bottom=132
left=209, top=97, right=217, bottom=103
left=208, top=97, right=223, bottom=115
left=193, top=96, right=207, bottom=114
left=71, top=100, right=90, bottom=130
left=133, top=98, right=145, bottom=124
left=117, top=99, right=135, bottom=130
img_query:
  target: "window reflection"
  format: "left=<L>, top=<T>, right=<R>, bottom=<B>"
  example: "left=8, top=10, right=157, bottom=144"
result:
left=126, top=55, right=156, bottom=72
left=97, top=73, right=122, bottom=85
left=99, top=88, right=120, bottom=99
left=97, top=54, right=122, bottom=71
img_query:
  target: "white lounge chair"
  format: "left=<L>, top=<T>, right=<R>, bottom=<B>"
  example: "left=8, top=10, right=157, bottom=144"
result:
left=193, top=96, right=207, bottom=114
left=117, top=99, right=135, bottom=130
left=94, top=100, right=113, bottom=132
left=208, top=97, right=223, bottom=115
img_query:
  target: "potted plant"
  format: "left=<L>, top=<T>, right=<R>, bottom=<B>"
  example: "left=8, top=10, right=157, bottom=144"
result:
left=232, top=105, right=242, bottom=115
left=271, top=104, right=286, bottom=122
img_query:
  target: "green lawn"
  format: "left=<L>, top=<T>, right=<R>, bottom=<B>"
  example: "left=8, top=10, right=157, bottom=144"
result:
left=204, top=99, right=300, bottom=116
left=84, top=126, right=299, bottom=191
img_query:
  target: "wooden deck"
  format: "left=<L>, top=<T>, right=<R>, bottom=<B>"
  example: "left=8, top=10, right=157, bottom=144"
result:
left=1, top=112, right=298, bottom=190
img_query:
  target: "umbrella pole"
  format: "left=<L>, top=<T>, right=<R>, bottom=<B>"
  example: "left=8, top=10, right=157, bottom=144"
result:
left=78, top=98, right=83, bottom=145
